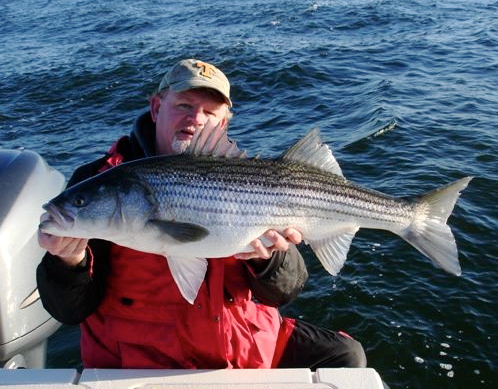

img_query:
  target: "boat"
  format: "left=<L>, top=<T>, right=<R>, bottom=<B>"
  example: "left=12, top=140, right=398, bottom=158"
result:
left=0, top=149, right=385, bottom=388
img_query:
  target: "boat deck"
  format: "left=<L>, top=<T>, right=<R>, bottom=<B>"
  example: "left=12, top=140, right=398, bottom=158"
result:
left=0, top=367, right=384, bottom=388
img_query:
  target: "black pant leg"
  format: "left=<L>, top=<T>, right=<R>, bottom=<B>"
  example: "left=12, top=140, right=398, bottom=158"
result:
left=277, top=318, right=367, bottom=369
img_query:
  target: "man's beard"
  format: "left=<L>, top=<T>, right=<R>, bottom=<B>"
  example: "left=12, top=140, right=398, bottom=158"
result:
left=171, top=138, right=191, bottom=154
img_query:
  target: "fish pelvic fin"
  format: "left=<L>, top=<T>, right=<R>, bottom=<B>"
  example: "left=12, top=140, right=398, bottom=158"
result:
left=166, top=256, right=208, bottom=304
left=400, top=177, right=473, bottom=276
left=280, top=129, right=344, bottom=176
left=307, top=225, right=360, bottom=275
left=187, top=120, right=248, bottom=159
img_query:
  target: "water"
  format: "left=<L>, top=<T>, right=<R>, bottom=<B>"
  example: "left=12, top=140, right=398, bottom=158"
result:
left=1, top=0, right=497, bottom=387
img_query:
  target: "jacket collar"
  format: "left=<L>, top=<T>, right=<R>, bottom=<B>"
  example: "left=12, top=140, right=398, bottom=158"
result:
left=130, top=111, right=157, bottom=158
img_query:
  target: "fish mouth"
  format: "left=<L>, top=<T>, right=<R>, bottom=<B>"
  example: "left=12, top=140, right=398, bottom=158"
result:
left=40, top=202, right=75, bottom=232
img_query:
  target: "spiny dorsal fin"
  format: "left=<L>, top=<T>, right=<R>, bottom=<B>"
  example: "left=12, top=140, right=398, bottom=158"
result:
left=187, top=120, right=247, bottom=159
left=280, top=129, right=343, bottom=176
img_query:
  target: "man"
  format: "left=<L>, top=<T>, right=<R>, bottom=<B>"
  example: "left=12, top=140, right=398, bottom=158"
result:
left=37, top=59, right=366, bottom=369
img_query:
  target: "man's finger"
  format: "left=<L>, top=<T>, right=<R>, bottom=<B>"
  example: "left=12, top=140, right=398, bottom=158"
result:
left=234, top=228, right=302, bottom=261
left=284, top=228, right=302, bottom=244
left=266, top=230, right=289, bottom=251
left=251, top=237, right=271, bottom=259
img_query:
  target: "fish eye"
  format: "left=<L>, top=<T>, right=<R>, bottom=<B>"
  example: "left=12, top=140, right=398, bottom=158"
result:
left=73, top=196, right=86, bottom=207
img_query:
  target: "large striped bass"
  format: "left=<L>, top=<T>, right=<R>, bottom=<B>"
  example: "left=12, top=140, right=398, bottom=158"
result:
left=40, top=122, right=472, bottom=303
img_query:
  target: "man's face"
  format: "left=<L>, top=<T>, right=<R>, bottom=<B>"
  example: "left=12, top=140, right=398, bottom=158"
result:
left=150, top=89, right=229, bottom=156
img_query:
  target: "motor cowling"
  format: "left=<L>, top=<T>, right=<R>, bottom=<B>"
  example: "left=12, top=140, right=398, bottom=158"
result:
left=0, top=149, right=65, bottom=368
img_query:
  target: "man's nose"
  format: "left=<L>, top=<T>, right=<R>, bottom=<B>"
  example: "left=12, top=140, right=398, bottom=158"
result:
left=187, top=108, right=208, bottom=126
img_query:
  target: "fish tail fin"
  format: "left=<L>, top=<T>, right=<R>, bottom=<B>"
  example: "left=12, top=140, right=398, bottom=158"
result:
left=399, top=177, right=472, bottom=275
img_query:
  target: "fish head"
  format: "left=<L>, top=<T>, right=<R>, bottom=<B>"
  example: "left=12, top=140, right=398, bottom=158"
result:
left=40, top=170, right=156, bottom=240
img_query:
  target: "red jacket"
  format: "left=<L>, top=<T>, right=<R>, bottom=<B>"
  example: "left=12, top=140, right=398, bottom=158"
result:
left=81, top=245, right=295, bottom=368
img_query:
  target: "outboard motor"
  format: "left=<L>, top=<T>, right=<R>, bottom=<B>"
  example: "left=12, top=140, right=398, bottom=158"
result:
left=0, top=149, right=65, bottom=369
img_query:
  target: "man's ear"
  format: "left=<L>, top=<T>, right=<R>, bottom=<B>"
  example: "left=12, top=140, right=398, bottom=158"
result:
left=220, top=116, right=228, bottom=130
left=149, top=94, right=161, bottom=122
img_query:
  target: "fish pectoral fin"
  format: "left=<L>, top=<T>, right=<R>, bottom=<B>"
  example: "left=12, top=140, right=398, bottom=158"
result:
left=148, top=220, right=209, bottom=243
left=280, top=128, right=344, bottom=177
left=307, top=225, right=359, bottom=275
left=166, top=256, right=208, bottom=304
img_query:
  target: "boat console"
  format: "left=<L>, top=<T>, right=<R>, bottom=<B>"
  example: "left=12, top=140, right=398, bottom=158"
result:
left=0, top=149, right=65, bottom=369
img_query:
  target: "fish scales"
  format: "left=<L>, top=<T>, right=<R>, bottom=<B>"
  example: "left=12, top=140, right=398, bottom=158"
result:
left=122, top=156, right=415, bottom=230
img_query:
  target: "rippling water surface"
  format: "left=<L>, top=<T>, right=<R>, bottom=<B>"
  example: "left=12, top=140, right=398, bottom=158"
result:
left=1, top=1, right=497, bottom=387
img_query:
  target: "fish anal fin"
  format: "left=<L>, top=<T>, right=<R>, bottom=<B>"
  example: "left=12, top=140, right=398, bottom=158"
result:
left=280, top=129, right=344, bottom=176
left=166, top=256, right=207, bottom=304
left=149, top=220, right=209, bottom=243
left=307, top=225, right=359, bottom=275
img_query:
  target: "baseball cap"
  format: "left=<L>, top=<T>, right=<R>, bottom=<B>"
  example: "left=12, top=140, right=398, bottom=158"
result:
left=158, top=59, right=232, bottom=107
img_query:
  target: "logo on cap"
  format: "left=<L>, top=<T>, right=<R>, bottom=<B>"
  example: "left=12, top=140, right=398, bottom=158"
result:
left=196, top=61, right=217, bottom=79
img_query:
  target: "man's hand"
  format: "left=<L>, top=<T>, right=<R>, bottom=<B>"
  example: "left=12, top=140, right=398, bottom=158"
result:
left=234, top=228, right=302, bottom=260
left=38, top=213, right=88, bottom=267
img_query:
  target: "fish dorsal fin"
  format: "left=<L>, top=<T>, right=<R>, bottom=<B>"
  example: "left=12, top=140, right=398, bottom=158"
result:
left=306, top=225, right=359, bottom=275
left=166, top=256, right=208, bottom=304
left=187, top=120, right=247, bottom=159
left=280, top=129, right=343, bottom=176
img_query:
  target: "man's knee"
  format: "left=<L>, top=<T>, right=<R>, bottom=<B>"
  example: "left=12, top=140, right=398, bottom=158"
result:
left=340, top=335, right=367, bottom=368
